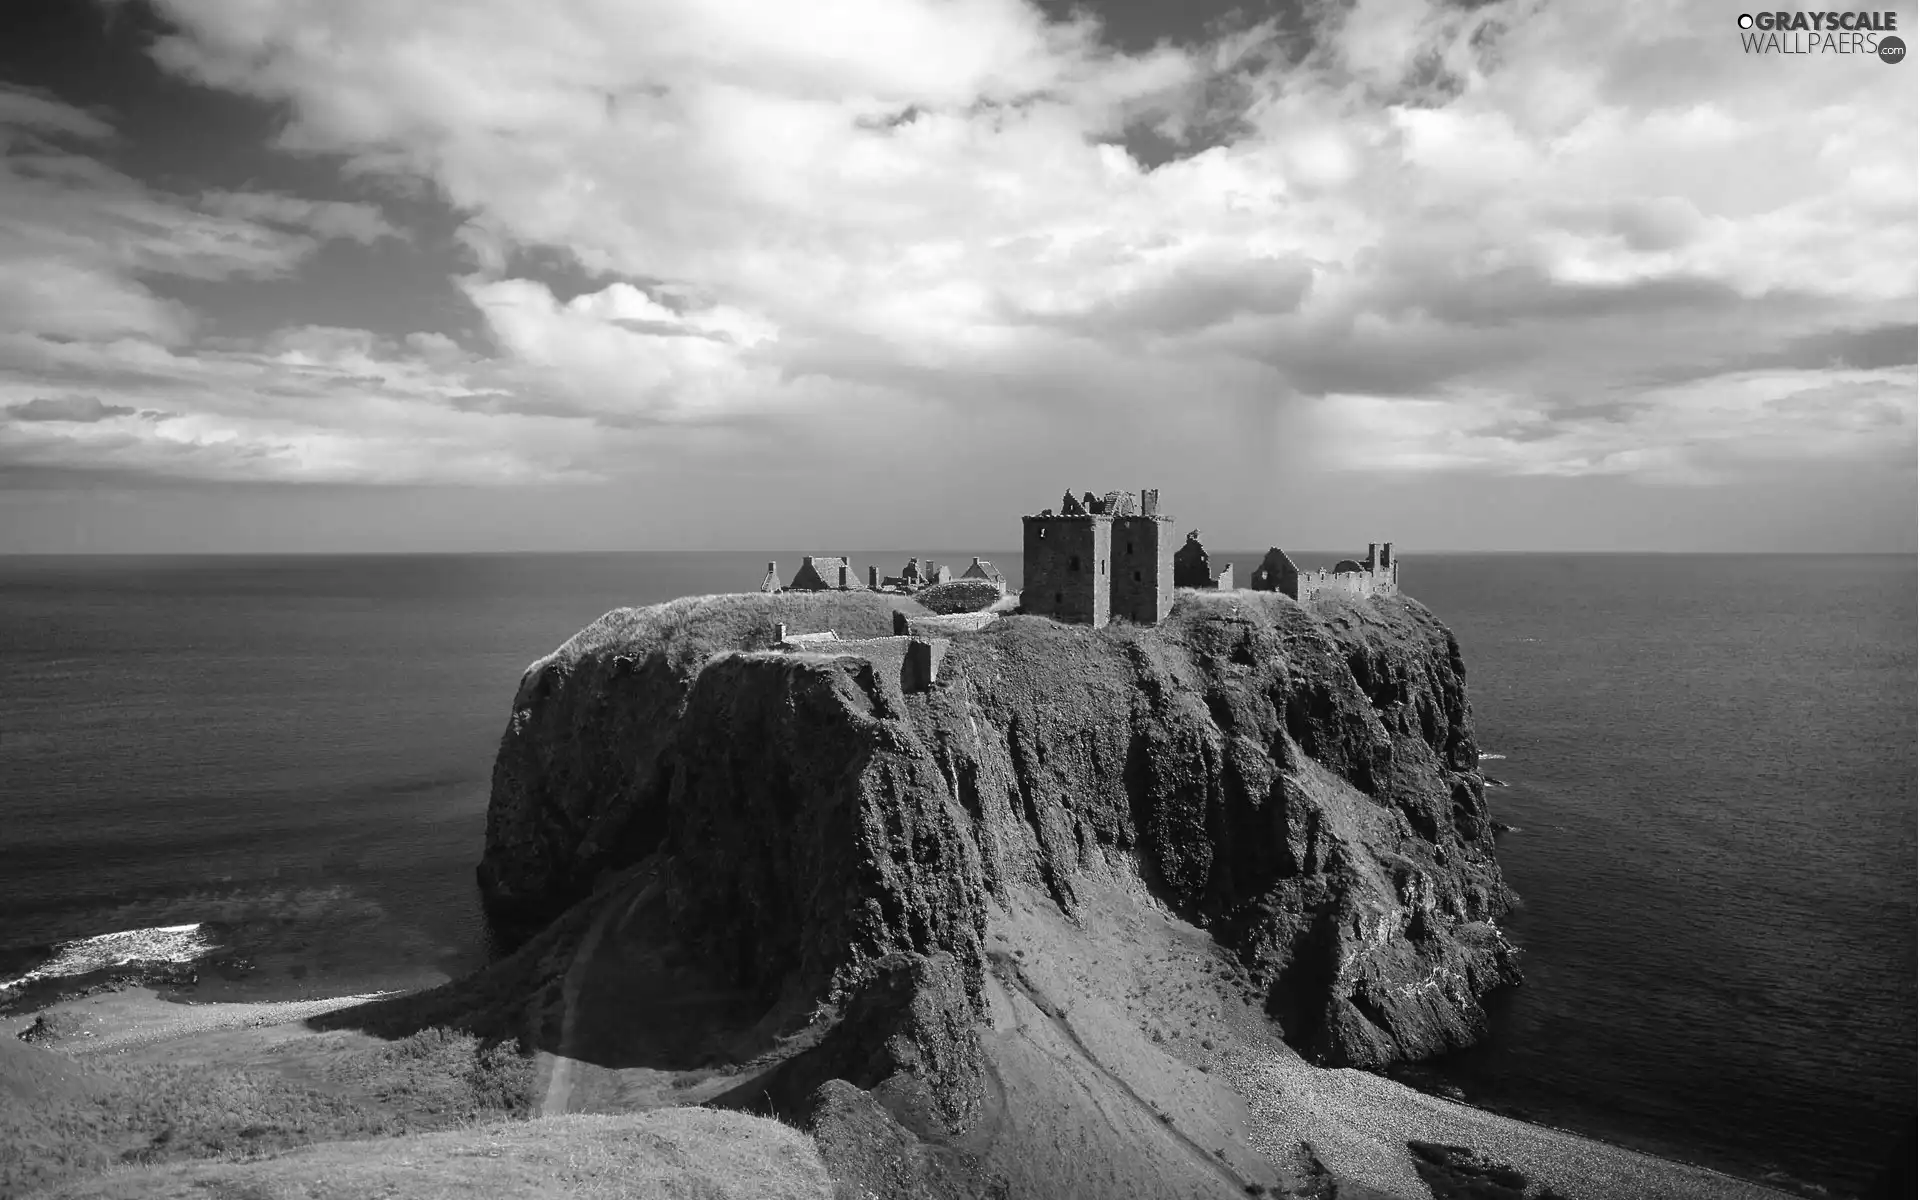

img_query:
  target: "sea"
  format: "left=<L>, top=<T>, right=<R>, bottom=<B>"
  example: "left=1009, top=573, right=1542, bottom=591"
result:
left=0, top=551, right=1911, bottom=1197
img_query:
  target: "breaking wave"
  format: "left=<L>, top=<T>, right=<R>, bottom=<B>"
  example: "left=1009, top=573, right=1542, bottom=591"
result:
left=0, top=922, right=217, bottom=992
left=1477, top=752, right=1508, bottom=761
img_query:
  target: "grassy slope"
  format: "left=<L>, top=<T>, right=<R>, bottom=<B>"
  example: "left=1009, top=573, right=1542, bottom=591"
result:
left=0, top=1027, right=533, bottom=1199
left=34, top=1109, right=833, bottom=1200
left=532, top=590, right=928, bottom=678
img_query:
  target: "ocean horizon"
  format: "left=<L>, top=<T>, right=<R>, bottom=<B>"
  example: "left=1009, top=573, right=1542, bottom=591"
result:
left=1, top=550, right=1912, bottom=1197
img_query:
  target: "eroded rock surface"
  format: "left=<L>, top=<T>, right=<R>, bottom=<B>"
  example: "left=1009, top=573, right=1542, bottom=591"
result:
left=480, top=589, right=1519, bottom=1074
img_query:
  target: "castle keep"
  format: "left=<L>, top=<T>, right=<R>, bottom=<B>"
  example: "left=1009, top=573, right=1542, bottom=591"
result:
left=1022, top=489, right=1175, bottom=628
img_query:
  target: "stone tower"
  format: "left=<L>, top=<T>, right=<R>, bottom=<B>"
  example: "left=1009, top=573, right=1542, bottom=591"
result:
left=1021, top=487, right=1174, bottom=627
left=1022, top=498, right=1112, bottom=627
left=1110, top=501, right=1174, bottom=624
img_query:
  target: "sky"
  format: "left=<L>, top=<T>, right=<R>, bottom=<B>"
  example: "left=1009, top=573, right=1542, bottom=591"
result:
left=0, top=0, right=1914, bottom=553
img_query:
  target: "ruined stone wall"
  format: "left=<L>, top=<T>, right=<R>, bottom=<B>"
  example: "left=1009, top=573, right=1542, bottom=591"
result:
left=1021, top=514, right=1111, bottom=627
left=1296, top=566, right=1399, bottom=603
left=1174, top=536, right=1234, bottom=593
left=1173, top=537, right=1212, bottom=589
left=895, top=610, right=1000, bottom=637
left=1109, top=515, right=1174, bottom=624
left=781, top=635, right=951, bottom=694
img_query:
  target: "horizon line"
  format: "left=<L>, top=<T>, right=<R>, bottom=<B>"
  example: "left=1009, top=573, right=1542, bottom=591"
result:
left=2, top=548, right=1915, bottom=559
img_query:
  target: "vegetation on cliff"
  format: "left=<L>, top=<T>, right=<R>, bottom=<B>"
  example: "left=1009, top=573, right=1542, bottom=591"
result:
left=0, top=1026, right=532, bottom=1198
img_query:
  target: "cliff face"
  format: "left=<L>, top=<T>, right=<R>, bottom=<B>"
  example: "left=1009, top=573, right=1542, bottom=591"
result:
left=479, top=589, right=1519, bottom=1071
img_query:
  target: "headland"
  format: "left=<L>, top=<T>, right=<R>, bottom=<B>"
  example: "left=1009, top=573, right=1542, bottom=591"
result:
left=2, top=490, right=1807, bottom=1198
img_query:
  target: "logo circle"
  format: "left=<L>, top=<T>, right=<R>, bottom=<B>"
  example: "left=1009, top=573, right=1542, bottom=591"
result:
left=1880, top=35, right=1906, bottom=63
left=1737, top=13, right=1753, bottom=28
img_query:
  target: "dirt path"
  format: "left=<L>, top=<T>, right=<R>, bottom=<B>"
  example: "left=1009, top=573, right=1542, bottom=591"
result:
left=989, top=951, right=1256, bottom=1198
left=538, top=881, right=658, bottom=1116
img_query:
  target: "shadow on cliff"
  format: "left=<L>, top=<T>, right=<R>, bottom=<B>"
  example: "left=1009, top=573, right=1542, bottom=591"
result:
left=306, top=863, right=792, bottom=1074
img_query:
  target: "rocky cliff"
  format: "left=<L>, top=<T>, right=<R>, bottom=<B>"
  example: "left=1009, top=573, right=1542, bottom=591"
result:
left=477, top=587, right=1520, bottom=1073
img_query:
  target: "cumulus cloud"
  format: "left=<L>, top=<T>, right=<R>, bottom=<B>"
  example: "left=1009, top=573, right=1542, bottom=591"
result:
left=5, top=0, right=1914, bottom=495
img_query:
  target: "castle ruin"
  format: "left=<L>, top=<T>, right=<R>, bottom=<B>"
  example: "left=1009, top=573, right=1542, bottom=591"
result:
left=1173, top=531, right=1233, bottom=591
left=1021, top=488, right=1175, bottom=628
left=776, top=554, right=968, bottom=595
left=1244, top=541, right=1398, bottom=601
left=762, top=492, right=1399, bottom=628
left=960, top=557, right=1006, bottom=593
left=873, top=557, right=952, bottom=591
left=1026, top=492, right=1398, bottom=625
left=785, top=555, right=865, bottom=592
left=768, top=622, right=950, bottom=693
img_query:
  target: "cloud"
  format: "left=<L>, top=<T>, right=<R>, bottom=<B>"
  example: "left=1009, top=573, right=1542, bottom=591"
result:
left=5, top=395, right=139, bottom=423
left=200, top=190, right=405, bottom=245
left=0, top=85, right=115, bottom=141
left=3, top=0, right=1911, bottom=494
left=0, top=87, right=590, bottom=484
left=1310, top=365, right=1918, bottom=484
left=0, top=84, right=415, bottom=355
left=0, top=323, right=613, bottom=485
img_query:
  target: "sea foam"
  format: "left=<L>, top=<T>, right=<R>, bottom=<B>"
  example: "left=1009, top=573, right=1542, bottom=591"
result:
left=0, top=922, right=217, bottom=992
